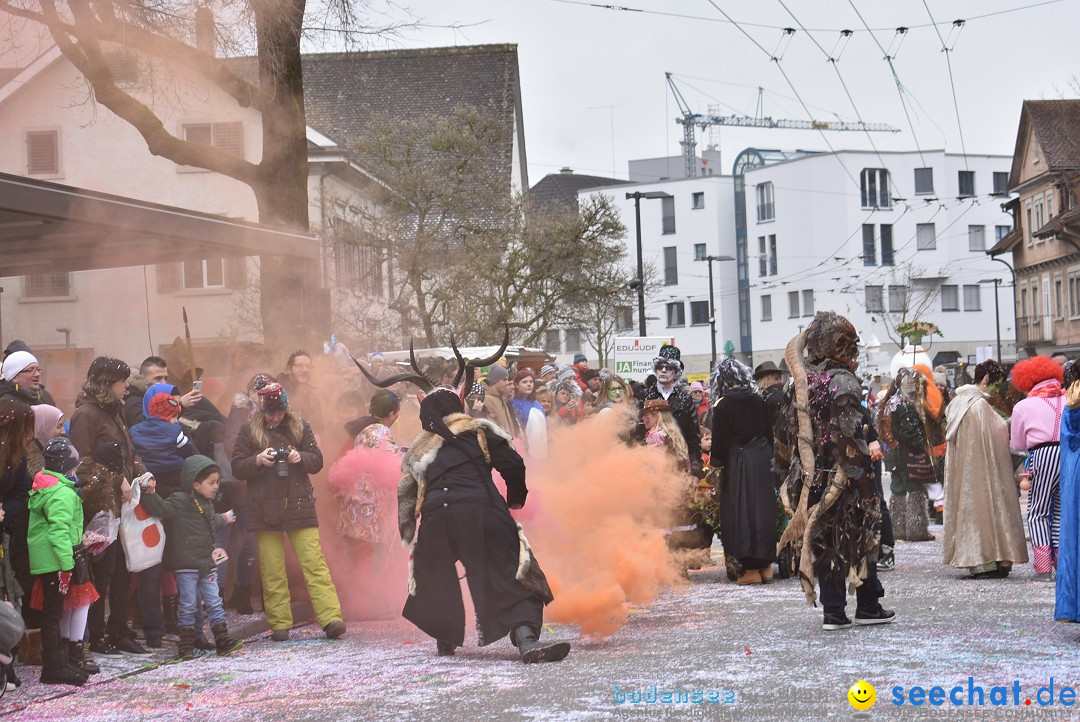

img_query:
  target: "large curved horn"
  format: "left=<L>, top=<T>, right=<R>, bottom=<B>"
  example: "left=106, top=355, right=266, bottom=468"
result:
left=467, top=324, right=510, bottom=370
left=449, top=331, right=467, bottom=387
left=409, top=339, right=440, bottom=388
left=352, top=356, right=434, bottom=393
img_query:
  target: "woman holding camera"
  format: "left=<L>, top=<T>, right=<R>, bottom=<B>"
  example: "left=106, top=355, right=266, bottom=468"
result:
left=231, top=382, right=345, bottom=641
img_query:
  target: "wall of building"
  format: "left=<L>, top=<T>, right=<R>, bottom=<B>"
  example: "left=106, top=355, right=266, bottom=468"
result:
left=744, top=150, right=1017, bottom=369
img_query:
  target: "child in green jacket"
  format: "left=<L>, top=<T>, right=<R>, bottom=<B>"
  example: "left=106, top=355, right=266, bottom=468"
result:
left=141, top=455, right=243, bottom=660
left=28, top=438, right=98, bottom=686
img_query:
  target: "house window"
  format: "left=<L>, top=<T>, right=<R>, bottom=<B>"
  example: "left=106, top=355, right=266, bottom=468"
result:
left=788, top=291, right=800, bottom=318
left=183, top=258, right=225, bottom=289
left=1069, top=269, right=1080, bottom=318
left=663, top=246, right=678, bottom=285
left=888, top=285, right=906, bottom=313
left=690, top=300, right=710, bottom=326
left=694, top=243, right=706, bottom=261
left=802, top=290, right=814, bottom=317
left=996, top=225, right=1011, bottom=242
left=666, top=302, right=685, bottom=327
left=993, top=172, right=1009, bottom=195
left=543, top=329, right=561, bottom=353
left=182, top=121, right=244, bottom=157
left=860, top=168, right=891, bottom=209
left=1034, top=194, right=1045, bottom=234
left=941, top=284, right=959, bottom=311
left=756, top=182, right=775, bottom=221
left=564, top=329, right=582, bottom=353
left=25, top=130, right=60, bottom=176
left=914, top=168, right=934, bottom=195
left=963, top=284, right=981, bottom=311
left=761, top=294, right=772, bottom=321
left=615, top=306, right=634, bottom=331
left=968, top=225, right=986, bottom=252
left=862, top=224, right=876, bottom=266
left=916, top=223, right=936, bottom=250
left=758, top=237, right=767, bottom=277
left=692, top=192, right=705, bottom=210
left=1047, top=189, right=1055, bottom=219
left=661, top=196, right=676, bottom=234
left=958, top=171, right=975, bottom=198
left=24, top=272, right=70, bottom=298
left=865, top=285, right=884, bottom=313
left=1056, top=276, right=1064, bottom=320
left=881, top=224, right=894, bottom=266
left=1026, top=199, right=1033, bottom=246
left=768, top=235, right=777, bottom=276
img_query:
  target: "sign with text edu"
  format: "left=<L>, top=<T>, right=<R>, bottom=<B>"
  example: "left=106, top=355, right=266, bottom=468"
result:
left=613, top=337, right=675, bottom=380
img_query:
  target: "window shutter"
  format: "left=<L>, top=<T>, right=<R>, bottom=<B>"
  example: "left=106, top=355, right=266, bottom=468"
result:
left=156, top=262, right=181, bottom=293
left=26, top=131, right=58, bottom=175
left=225, top=256, right=247, bottom=288
left=213, top=122, right=244, bottom=157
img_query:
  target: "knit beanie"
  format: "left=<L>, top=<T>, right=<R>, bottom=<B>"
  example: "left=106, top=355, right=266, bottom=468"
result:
left=43, top=436, right=79, bottom=475
left=573, top=353, right=587, bottom=365
left=540, top=364, right=557, bottom=378
left=1, top=351, right=36, bottom=381
left=487, top=365, right=509, bottom=384
left=258, top=382, right=289, bottom=412
left=147, top=392, right=182, bottom=421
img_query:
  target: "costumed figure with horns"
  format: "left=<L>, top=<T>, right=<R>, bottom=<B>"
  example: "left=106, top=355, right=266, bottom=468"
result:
left=776, top=312, right=895, bottom=630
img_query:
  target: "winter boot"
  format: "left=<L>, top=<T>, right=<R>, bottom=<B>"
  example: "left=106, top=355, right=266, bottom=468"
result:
left=176, top=627, right=195, bottom=661
left=226, top=584, right=254, bottom=615
left=906, top=490, right=934, bottom=541
left=211, top=622, right=243, bottom=656
left=510, top=625, right=570, bottom=664
left=68, top=640, right=99, bottom=675
left=40, top=630, right=86, bottom=686
left=163, top=595, right=179, bottom=635
left=193, top=632, right=215, bottom=652
left=18, top=628, right=43, bottom=666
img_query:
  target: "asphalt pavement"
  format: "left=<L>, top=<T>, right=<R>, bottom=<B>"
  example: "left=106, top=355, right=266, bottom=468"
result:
left=3, top=517, right=1077, bottom=721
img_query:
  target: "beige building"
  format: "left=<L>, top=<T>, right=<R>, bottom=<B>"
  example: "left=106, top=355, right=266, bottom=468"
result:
left=991, top=100, right=1080, bottom=358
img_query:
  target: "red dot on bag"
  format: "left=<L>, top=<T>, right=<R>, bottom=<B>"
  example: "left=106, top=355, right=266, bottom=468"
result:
left=134, top=504, right=150, bottom=521
left=142, top=524, right=161, bottom=548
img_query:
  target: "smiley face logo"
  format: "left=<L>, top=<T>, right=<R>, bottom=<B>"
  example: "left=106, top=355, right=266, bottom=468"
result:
left=848, top=680, right=876, bottom=710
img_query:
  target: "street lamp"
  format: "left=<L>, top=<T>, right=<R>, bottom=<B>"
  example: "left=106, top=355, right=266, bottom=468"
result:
left=697, top=254, right=735, bottom=367
left=978, top=278, right=1002, bottom=361
left=626, top=190, right=672, bottom=336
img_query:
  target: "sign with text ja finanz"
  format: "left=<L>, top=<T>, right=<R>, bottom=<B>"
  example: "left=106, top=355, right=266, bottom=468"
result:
left=614, top=337, right=676, bottom=379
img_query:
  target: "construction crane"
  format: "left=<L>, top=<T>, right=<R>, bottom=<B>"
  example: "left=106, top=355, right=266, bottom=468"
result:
left=666, top=73, right=900, bottom=177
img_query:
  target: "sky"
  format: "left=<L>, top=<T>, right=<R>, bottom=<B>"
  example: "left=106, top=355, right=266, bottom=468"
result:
left=359, top=0, right=1079, bottom=186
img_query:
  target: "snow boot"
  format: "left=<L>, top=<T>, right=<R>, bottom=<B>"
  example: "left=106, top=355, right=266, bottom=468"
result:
left=68, top=640, right=99, bottom=675
left=176, top=627, right=195, bottom=661
left=510, top=625, right=570, bottom=664
left=40, top=631, right=85, bottom=686
left=211, top=622, right=243, bottom=656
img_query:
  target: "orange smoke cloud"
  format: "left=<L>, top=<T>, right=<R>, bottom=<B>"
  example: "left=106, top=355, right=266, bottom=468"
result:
left=517, top=412, right=687, bottom=638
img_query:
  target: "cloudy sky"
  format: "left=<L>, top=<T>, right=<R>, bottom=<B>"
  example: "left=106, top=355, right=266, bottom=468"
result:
left=371, top=0, right=1077, bottom=185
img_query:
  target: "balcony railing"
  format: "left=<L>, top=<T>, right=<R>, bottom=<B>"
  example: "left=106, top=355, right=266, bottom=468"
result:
left=1017, top=315, right=1052, bottom=345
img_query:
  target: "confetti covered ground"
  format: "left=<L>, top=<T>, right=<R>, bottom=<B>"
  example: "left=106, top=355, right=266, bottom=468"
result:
left=3, top=521, right=1080, bottom=719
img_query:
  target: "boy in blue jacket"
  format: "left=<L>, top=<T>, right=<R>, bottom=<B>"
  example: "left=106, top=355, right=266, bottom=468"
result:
left=130, top=384, right=197, bottom=496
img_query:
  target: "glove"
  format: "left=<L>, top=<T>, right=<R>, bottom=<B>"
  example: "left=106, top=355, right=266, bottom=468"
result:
left=58, top=570, right=72, bottom=595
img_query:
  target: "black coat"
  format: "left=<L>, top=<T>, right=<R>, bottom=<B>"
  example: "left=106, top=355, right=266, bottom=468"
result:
left=231, top=417, right=323, bottom=532
left=0, top=460, right=31, bottom=535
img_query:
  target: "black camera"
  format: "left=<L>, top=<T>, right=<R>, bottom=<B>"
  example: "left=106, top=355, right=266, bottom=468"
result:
left=271, top=447, right=290, bottom=478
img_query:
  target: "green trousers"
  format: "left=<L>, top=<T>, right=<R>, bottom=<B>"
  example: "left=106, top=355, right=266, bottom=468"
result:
left=256, top=527, right=343, bottom=630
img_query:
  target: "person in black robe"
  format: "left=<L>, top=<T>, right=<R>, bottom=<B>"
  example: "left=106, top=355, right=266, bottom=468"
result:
left=710, top=357, right=777, bottom=585
left=398, top=389, right=569, bottom=663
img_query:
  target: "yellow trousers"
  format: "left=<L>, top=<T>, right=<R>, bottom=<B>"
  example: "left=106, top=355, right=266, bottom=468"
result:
left=256, top=527, right=342, bottom=630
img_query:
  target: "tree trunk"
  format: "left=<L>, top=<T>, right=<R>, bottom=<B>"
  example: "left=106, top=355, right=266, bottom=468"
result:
left=252, top=0, right=323, bottom=353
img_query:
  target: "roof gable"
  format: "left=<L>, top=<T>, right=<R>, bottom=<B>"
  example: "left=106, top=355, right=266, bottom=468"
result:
left=1010, top=100, right=1080, bottom=189
left=529, top=172, right=629, bottom=211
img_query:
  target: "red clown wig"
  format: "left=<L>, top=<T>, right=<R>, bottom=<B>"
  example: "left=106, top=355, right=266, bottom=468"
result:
left=1011, top=355, right=1064, bottom=394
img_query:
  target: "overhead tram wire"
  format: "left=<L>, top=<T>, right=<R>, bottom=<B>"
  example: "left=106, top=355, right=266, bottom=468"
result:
left=702, top=1, right=861, bottom=191
left=545, top=0, right=1065, bottom=34
left=922, top=0, right=970, bottom=170
left=776, top=0, right=901, bottom=201
left=846, top=1, right=927, bottom=167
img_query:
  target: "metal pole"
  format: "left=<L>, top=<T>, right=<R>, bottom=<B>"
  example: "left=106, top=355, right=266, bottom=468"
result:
left=634, top=195, right=646, bottom=336
left=706, top=256, right=717, bottom=367
left=994, top=278, right=1001, bottom=361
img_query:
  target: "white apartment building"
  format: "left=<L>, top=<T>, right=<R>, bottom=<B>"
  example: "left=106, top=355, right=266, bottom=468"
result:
left=743, top=150, right=1016, bottom=370
left=582, top=175, right=739, bottom=376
